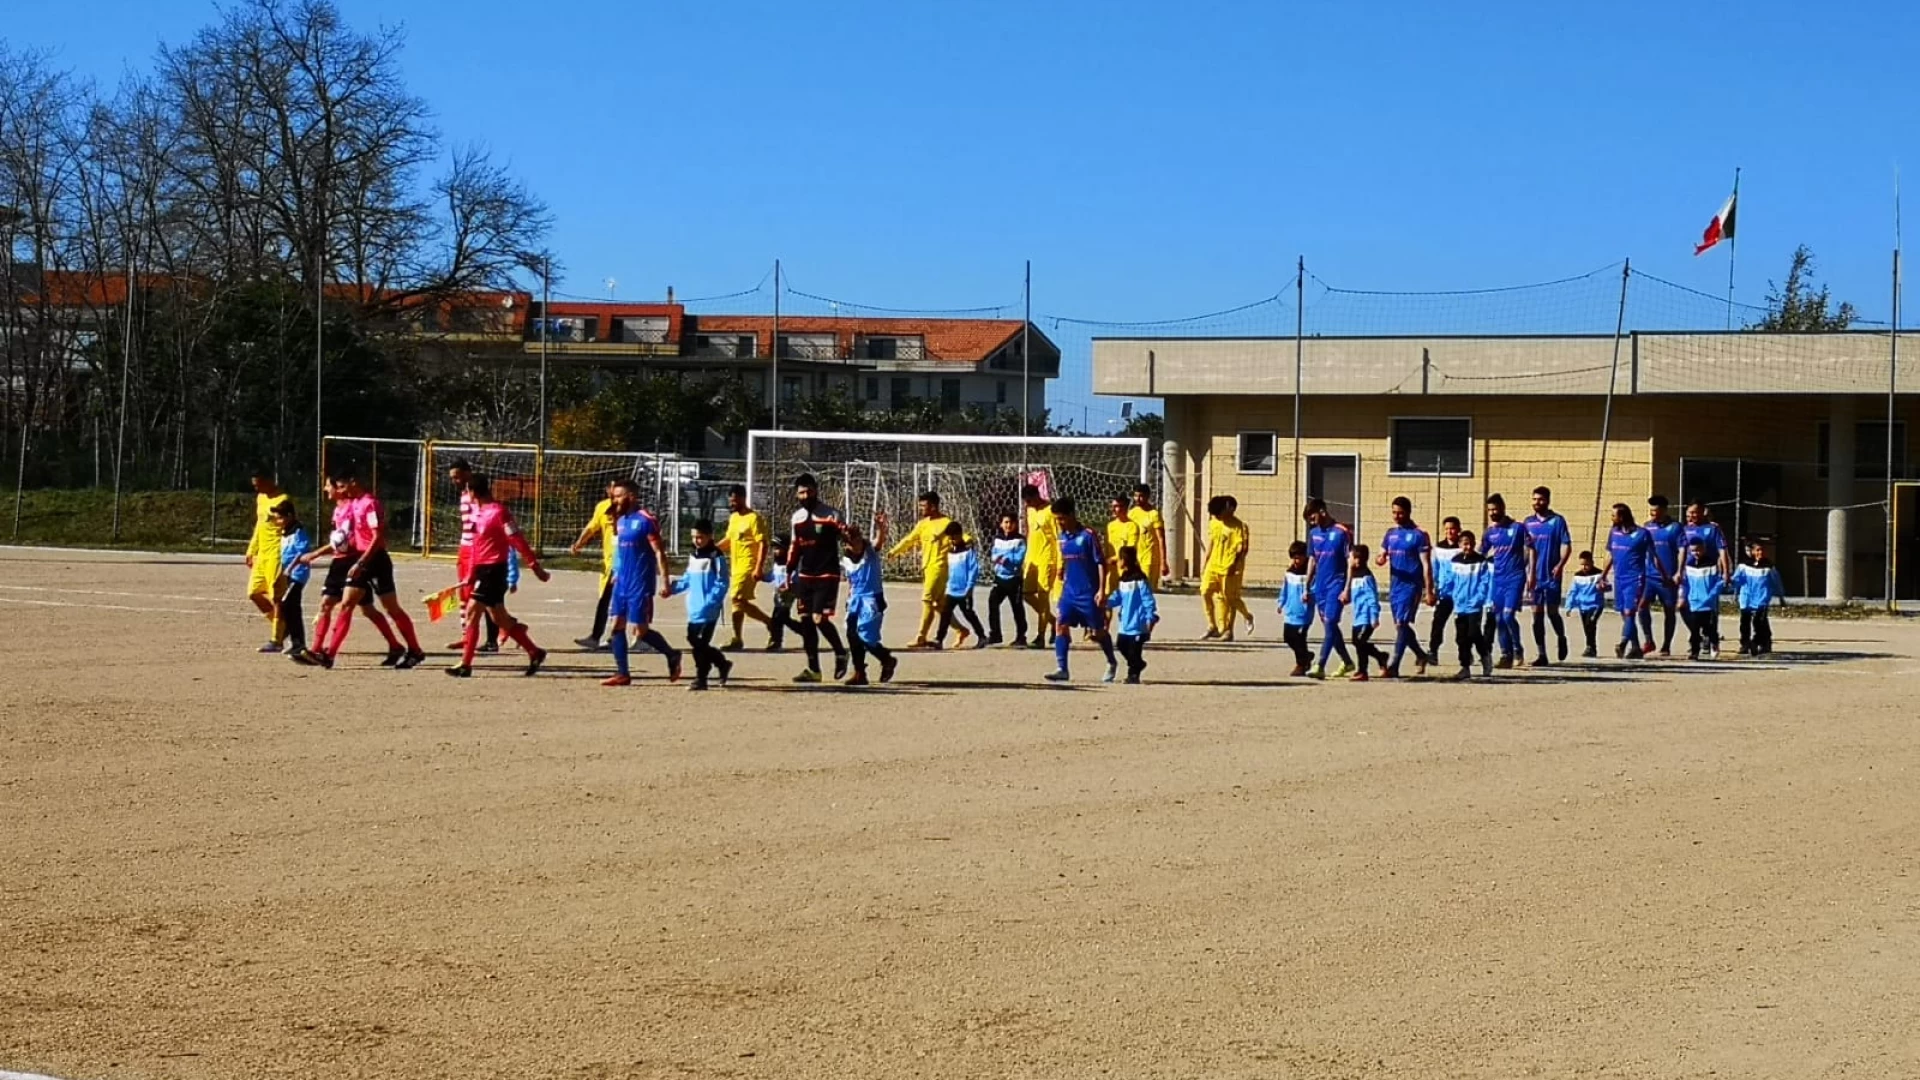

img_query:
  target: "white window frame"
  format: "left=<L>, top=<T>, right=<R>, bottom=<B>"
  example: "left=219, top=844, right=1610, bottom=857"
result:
left=1388, top=415, right=1475, bottom=478
left=1236, top=431, right=1278, bottom=476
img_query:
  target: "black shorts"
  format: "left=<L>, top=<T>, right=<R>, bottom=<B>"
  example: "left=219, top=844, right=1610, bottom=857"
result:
left=322, top=557, right=355, bottom=600
left=791, top=577, right=840, bottom=617
left=471, top=562, right=510, bottom=607
left=343, top=549, right=397, bottom=598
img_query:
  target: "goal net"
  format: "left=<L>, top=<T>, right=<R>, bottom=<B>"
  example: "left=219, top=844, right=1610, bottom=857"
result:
left=422, top=442, right=541, bottom=556
left=319, top=436, right=429, bottom=550
left=745, top=430, right=1152, bottom=578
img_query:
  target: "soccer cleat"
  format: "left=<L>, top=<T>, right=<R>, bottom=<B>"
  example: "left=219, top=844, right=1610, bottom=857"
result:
left=845, top=671, right=871, bottom=687
left=573, top=636, right=602, bottom=651
left=1451, top=667, right=1473, bottom=681
left=1481, top=658, right=1494, bottom=677
left=832, top=652, right=850, bottom=681
left=1244, top=615, right=1256, bottom=635
left=1102, top=662, right=1117, bottom=683
left=446, top=639, right=467, bottom=651
left=985, top=634, right=1003, bottom=646
left=478, top=641, right=500, bottom=654
left=445, top=665, right=471, bottom=678
left=1124, top=673, right=1141, bottom=684
left=1010, top=636, right=1027, bottom=648
left=954, top=629, right=971, bottom=648
left=717, top=658, right=734, bottom=687
left=1708, top=646, right=1720, bottom=660
left=1493, top=655, right=1513, bottom=671
left=906, top=639, right=933, bottom=651
left=765, top=640, right=785, bottom=653
left=1642, top=641, right=1657, bottom=656
left=380, top=647, right=405, bottom=668
left=1657, top=647, right=1672, bottom=658
left=1044, top=668, right=1071, bottom=683
left=395, top=650, right=426, bottom=671
left=1200, top=629, right=1221, bottom=641
left=1221, top=632, right=1236, bottom=643
left=1289, top=663, right=1310, bottom=678
left=1026, top=638, right=1049, bottom=651
left=313, top=650, right=334, bottom=670
left=793, top=669, right=822, bottom=683
left=1582, top=646, right=1599, bottom=658
left=1379, top=668, right=1399, bottom=680
left=601, top=674, right=632, bottom=687
left=974, top=636, right=989, bottom=650
left=524, top=648, right=547, bottom=677
left=1330, top=662, right=1355, bottom=679
left=1308, top=665, right=1326, bottom=680
left=290, top=648, right=320, bottom=667
left=1351, top=671, right=1370, bottom=682
left=689, top=679, right=710, bottom=692
left=258, top=641, right=283, bottom=654
left=1558, top=640, right=1570, bottom=662
left=1414, top=658, right=1428, bottom=677
left=1614, top=641, right=1628, bottom=659
left=878, top=656, right=899, bottom=683
left=1532, top=656, right=1552, bottom=669
left=667, top=653, right=684, bottom=683
left=722, top=638, right=745, bottom=652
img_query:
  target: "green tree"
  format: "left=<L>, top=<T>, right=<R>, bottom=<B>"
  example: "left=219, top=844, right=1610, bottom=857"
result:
left=1120, top=411, right=1165, bottom=443
left=1752, top=245, right=1857, bottom=331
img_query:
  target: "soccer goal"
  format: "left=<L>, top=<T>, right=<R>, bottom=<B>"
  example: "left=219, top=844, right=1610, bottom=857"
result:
left=744, top=430, right=1152, bottom=577
left=421, top=442, right=542, bottom=555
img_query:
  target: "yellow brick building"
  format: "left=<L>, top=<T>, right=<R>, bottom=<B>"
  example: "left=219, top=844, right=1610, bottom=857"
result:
left=1094, top=332, right=1916, bottom=599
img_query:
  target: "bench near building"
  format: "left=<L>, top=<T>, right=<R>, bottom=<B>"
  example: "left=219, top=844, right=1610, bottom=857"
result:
left=1093, top=332, right=1913, bottom=600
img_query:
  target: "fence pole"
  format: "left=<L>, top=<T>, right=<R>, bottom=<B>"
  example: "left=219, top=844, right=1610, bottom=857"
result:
left=208, top=422, right=219, bottom=550
left=1292, top=255, right=1304, bottom=543
left=10, top=407, right=26, bottom=540
left=111, top=248, right=134, bottom=542
left=1589, top=260, right=1632, bottom=552
left=1887, top=240, right=1901, bottom=609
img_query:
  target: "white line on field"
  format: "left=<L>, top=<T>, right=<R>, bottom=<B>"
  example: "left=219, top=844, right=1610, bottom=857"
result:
left=0, top=596, right=231, bottom=616
left=0, top=584, right=234, bottom=603
left=3, top=1069, right=75, bottom=1080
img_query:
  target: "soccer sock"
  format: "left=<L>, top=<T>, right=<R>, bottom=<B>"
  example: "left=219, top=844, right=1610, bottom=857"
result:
left=325, top=605, right=355, bottom=657
left=462, top=617, right=481, bottom=667
left=1547, top=608, right=1566, bottom=650
left=918, top=601, right=938, bottom=642
left=1325, top=623, right=1352, bottom=666
left=610, top=627, right=630, bottom=676
left=364, top=608, right=401, bottom=650
left=1532, top=611, right=1548, bottom=657
left=1638, top=607, right=1654, bottom=648
left=817, top=620, right=845, bottom=656
left=638, top=629, right=678, bottom=666
left=867, top=637, right=893, bottom=664
left=850, top=636, right=868, bottom=673
left=485, top=613, right=500, bottom=648
left=505, top=621, right=538, bottom=654
left=312, top=608, right=333, bottom=652
left=1053, top=631, right=1070, bottom=672
left=1662, top=607, right=1678, bottom=651
left=800, top=620, right=821, bottom=671
left=389, top=608, right=423, bottom=653
left=1096, top=631, right=1116, bottom=667
left=265, top=607, right=282, bottom=643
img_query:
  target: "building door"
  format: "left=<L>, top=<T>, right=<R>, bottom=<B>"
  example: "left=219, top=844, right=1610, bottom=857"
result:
left=1307, top=454, right=1361, bottom=533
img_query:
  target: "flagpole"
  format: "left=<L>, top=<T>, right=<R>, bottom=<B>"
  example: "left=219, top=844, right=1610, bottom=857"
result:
left=1725, top=167, right=1740, bottom=329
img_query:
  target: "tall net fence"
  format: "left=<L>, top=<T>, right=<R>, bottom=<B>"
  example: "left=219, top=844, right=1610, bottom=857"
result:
left=318, top=437, right=430, bottom=551
left=746, top=431, right=1148, bottom=580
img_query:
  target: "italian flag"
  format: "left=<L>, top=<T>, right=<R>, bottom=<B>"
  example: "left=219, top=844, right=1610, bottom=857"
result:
left=1694, top=191, right=1738, bottom=255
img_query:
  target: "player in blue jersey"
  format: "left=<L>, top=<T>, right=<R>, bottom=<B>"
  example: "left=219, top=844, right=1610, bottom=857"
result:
left=1602, top=503, right=1654, bottom=660
left=603, top=478, right=684, bottom=686
left=1480, top=494, right=1530, bottom=668
left=1375, top=495, right=1434, bottom=678
left=1044, top=498, right=1119, bottom=683
left=1683, top=501, right=1733, bottom=578
left=1346, top=545, right=1390, bottom=680
left=1522, top=486, right=1574, bottom=665
left=1446, top=531, right=1495, bottom=680
left=1106, top=544, right=1159, bottom=683
left=1304, top=497, right=1356, bottom=679
left=666, top=519, right=733, bottom=689
left=1565, top=550, right=1606, bottom=658
left=840, top=515, right=899, bottom=686
left=1639, top=495, right=1686, bottom=656
left=1426, top=516, right=1464, bottom=658
left=1732, top=537, right=1785, bottom=656
left=1678, top=539, right=1726, bottom=660
left=1278, top=540, right=1314, bottom=676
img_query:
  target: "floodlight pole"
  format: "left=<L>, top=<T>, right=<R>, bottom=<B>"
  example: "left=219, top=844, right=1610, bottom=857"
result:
left=1292, top=256, right=1304, bottom=542
left=771, top=258, right=781, bottom=431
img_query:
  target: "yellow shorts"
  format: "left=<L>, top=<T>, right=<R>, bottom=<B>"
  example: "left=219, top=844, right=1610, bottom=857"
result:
left=729, top=576, right=759, bottom=607
left=247, top=561, right=276, bottom=598
left=920, top=575, right=946, bottom=605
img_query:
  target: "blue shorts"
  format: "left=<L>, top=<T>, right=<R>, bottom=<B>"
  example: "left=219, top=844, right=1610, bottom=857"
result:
left=1530, top=580, right=1562, bottom=608
left=1389, top=582, right=1422, bottom=624
left=848, top=596, right=885, bottom=644
left=1315, top=595, right=1344, bottom=622
left=1492, top=578, right=1526, bottom=615
left=1057, top=596, right=1103, bottom=630
left=1614, top=581, right=1644, bottom=614
left=612, top=589, right=655, bottom=627
left=1647, top=580, right=1678, bottom=607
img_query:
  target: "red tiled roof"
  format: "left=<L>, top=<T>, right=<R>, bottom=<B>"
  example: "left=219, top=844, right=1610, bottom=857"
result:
left=687, top=315, right=1028, bottom=362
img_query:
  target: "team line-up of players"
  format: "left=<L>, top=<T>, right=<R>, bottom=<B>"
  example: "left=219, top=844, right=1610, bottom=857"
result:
left=236, top=462, right=1789, bottom=686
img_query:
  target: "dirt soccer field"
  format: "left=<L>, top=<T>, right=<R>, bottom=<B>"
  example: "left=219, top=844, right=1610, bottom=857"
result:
left=3, top=546, right=1917, bottom=1080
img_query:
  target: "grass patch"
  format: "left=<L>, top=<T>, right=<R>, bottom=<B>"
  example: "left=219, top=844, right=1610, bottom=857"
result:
left=6, top=489, right=261, bottom=551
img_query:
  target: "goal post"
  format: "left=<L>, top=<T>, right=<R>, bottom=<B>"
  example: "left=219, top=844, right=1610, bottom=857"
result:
left=745, top=429, right=1152, bottom=577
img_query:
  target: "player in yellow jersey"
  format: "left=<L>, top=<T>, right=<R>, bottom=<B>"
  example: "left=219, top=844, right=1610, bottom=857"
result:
left=244, top=467, right=288, bottom=651
left=569, top=480, right=620, bottom=650
left=1128, top=484, right=1168, bottom=587
left=719, top=484, right=773, bottom=649
left=1020, top=482, right=1059, bottom=649
left=1224, top=494, right=1254, bottom=635
left=1104, top=494, right=1141, bottom=580
left=1200, top=495, right=1244, bottom=640
left=888, top=490, right=956, bottom=647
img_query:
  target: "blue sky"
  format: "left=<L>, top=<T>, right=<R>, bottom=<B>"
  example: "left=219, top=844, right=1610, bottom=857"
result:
left=9, top=0, right=1915, bottom=423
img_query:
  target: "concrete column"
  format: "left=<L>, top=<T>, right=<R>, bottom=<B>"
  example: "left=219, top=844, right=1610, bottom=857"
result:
left=1162, top=439, right=1183, bottom=582
left=1827, top=396, right=1855, bottom=600
left=1185, top=445, right=1202, bottom=580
